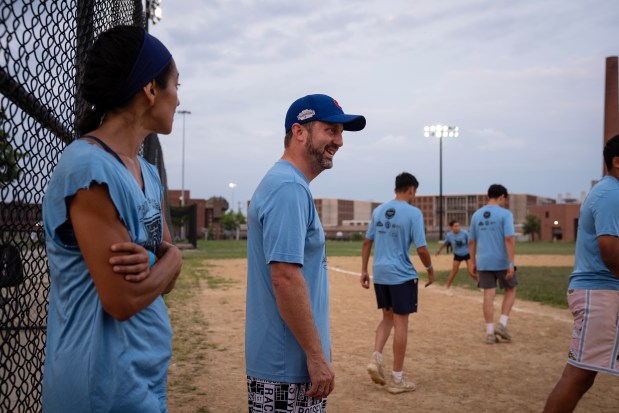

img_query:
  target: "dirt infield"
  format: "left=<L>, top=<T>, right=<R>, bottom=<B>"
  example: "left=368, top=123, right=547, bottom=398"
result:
left=170, top=255, right=618, bottom=412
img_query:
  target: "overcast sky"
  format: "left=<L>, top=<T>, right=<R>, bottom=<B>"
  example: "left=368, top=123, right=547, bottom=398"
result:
left=150, top=0, right=618, bottom=212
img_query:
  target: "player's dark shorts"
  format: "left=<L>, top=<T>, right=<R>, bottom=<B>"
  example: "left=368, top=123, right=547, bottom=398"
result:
left=478, top=269, right=518, bottom=289
left=373, top=278, right=418, bottom=315
left=247, top=376, right=327, bottom=413
left=454, top=253, right=470, bottom=262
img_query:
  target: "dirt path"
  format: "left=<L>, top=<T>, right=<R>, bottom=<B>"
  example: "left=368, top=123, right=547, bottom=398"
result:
left=173, top=255, right=618, bottom=412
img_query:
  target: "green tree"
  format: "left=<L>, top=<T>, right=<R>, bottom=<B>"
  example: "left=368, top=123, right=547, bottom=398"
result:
left=522, top=214, right=541, bottom=242
left=221, top=209, right=245, bottom=231
left=0, top=108, right=25, bottom=188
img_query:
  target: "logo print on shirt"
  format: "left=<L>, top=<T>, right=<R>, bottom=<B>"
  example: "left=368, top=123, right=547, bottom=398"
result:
left=377, top=221, right=384, bottom=227
left=142, top=214, right=162, bottom=252
left=385, top=208, right=396, bottom=219
left=483, top=211, right=491, bottom=219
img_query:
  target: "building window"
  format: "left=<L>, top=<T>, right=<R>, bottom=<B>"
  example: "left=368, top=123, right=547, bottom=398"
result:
left=545, top=211, right=549, bottom=218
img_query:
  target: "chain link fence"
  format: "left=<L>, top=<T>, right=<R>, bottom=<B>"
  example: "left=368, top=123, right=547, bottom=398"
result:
left=1, top=1, right=170, bottom=411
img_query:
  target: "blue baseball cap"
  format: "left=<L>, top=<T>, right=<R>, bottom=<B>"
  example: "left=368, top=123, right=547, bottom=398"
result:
left=285, top=94, right=366, bottom=133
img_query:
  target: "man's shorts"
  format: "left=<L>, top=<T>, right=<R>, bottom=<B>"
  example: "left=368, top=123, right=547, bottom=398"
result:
left=478, top=269, right=518, bottom=289
left=566, top=289, right=619, bottom=376
left=247, top=376, right=327, bottom=413
left=373, top=278, right=418, bottom=315
left=454, top=253, right=470, bottom=262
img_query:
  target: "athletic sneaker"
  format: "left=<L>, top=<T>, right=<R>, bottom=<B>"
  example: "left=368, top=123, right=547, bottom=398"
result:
left=445, top=288, right=454, bottom=297
left=495, top=323, right=512, bottom=342
left=486, top=333, right=498, bottom=344
left=387, top=375, right=417, bottom=394
left=367, top=352, right=386, bottom=385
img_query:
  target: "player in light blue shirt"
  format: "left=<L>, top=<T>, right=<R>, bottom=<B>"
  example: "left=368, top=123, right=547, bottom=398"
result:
left=544, top=135, right=619, bottom=412
left=435, top=220, right=478, bottom=293
left=469, top=184, right=516, bottom=344
left=361, top=173, right=434, bottom=394
left=42, top=27, right=182, bottom=413
left=245, top=94, right=365, bottom=411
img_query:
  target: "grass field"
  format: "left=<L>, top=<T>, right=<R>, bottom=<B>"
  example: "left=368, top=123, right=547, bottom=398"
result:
left=181, top=239, right=574, bottom=309
left=196, top=239, right=576, bottom=260
left=429, top=266, right=572, bottom=308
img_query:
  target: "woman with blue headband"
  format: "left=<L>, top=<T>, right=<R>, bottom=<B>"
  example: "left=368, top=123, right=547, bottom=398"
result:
left=42, top=26, right=182, bottom=412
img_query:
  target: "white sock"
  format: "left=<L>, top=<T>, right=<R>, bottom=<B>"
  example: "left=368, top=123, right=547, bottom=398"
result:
left=499, top=315, right=509, bottom=327
left=486, top=323, right=495, bottom=334
left=374, top=351, right=383, bottom=364
left=392, top=371, right=403, bottom=382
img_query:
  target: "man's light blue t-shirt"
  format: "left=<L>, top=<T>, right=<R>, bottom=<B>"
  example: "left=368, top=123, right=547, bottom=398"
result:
left=366, top=200, right=427, bottom=285
left=444, top=229, right=469, bottom=256
left=245, top=160, right=330, bottom=383
left=569, top=176, right=619, bottom=290
left=469, top=205, right=515, bottom=271
left=42, top=140, right=172, bottom=413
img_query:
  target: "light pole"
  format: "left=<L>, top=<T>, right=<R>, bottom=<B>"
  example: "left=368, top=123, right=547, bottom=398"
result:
left=228, top=182, right=237, bottom=211
left=145, top=0, right=163, bottom=28
left=177, top=110, right=191, bottom=207
left=424, top=124, right=459, bottom=241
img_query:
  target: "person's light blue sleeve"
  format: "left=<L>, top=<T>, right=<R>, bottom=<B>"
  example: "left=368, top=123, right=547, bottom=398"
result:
left=366, top=210, right=377, bottom=240
left=261, top=183, right=310, bottom=266
left=412, top=210, right=427, bottom=248
left=593, top=191, right=619, bottom=237
left=503, top=211, right=515, bottom=237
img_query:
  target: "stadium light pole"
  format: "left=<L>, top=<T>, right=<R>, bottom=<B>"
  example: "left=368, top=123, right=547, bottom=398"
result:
left=177, top=110, right=191, bottom=207
left=228, top=182, right=237, bottom=211
left=424, top=124, right=459, bottom=241
left=145, top=0, right=163, bottom=29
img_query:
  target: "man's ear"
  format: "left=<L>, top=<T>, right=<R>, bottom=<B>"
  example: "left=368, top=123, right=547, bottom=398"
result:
left=290, top=123, right=306, bottom=142
left=612, top=156, right=619, bottom=171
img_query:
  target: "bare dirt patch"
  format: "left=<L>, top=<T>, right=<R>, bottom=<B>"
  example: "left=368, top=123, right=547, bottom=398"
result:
left=168, top=255, right=618, bottom=412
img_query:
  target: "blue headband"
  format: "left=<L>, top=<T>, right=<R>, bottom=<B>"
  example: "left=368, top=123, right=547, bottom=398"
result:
left=110, top=31, right=172, bottom=106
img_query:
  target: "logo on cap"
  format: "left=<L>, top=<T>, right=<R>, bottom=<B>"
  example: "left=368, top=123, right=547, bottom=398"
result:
left=297, top=109, right=315, bottom=121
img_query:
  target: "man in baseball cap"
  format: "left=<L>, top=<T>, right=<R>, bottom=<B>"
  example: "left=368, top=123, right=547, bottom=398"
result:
left=245, top=94, right=365, bottom=412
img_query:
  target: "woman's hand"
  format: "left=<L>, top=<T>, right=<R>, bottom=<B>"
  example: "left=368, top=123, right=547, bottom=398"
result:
left=109, top=242, right=152, bottom=282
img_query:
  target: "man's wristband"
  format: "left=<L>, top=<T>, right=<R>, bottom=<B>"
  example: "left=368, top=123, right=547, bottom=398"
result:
left=148, top=251, right=156, bottom=268
left=508, top=262, right=515, bottom=267
left=426, top=264, right=433, bottom=270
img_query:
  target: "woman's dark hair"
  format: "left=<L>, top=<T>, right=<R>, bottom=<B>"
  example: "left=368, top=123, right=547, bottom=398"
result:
left=76, top=25, right=174, bottom=135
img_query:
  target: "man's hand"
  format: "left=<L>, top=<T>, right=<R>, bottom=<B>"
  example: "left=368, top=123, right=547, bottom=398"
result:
left=109, top=242, right=151, bottom=282
left=425, top=268, right=435, bottom=288
left=306, top=353, right=335, bottom=399
left=471, top=263, right=478, bottom=276
left=505, top=265, right=515, bottom=280
left=360, top=271, right=371, bottom=289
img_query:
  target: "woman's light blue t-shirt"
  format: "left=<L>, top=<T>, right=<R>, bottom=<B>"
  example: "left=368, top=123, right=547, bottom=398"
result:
left=42, top=140, right=172, bottom=413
